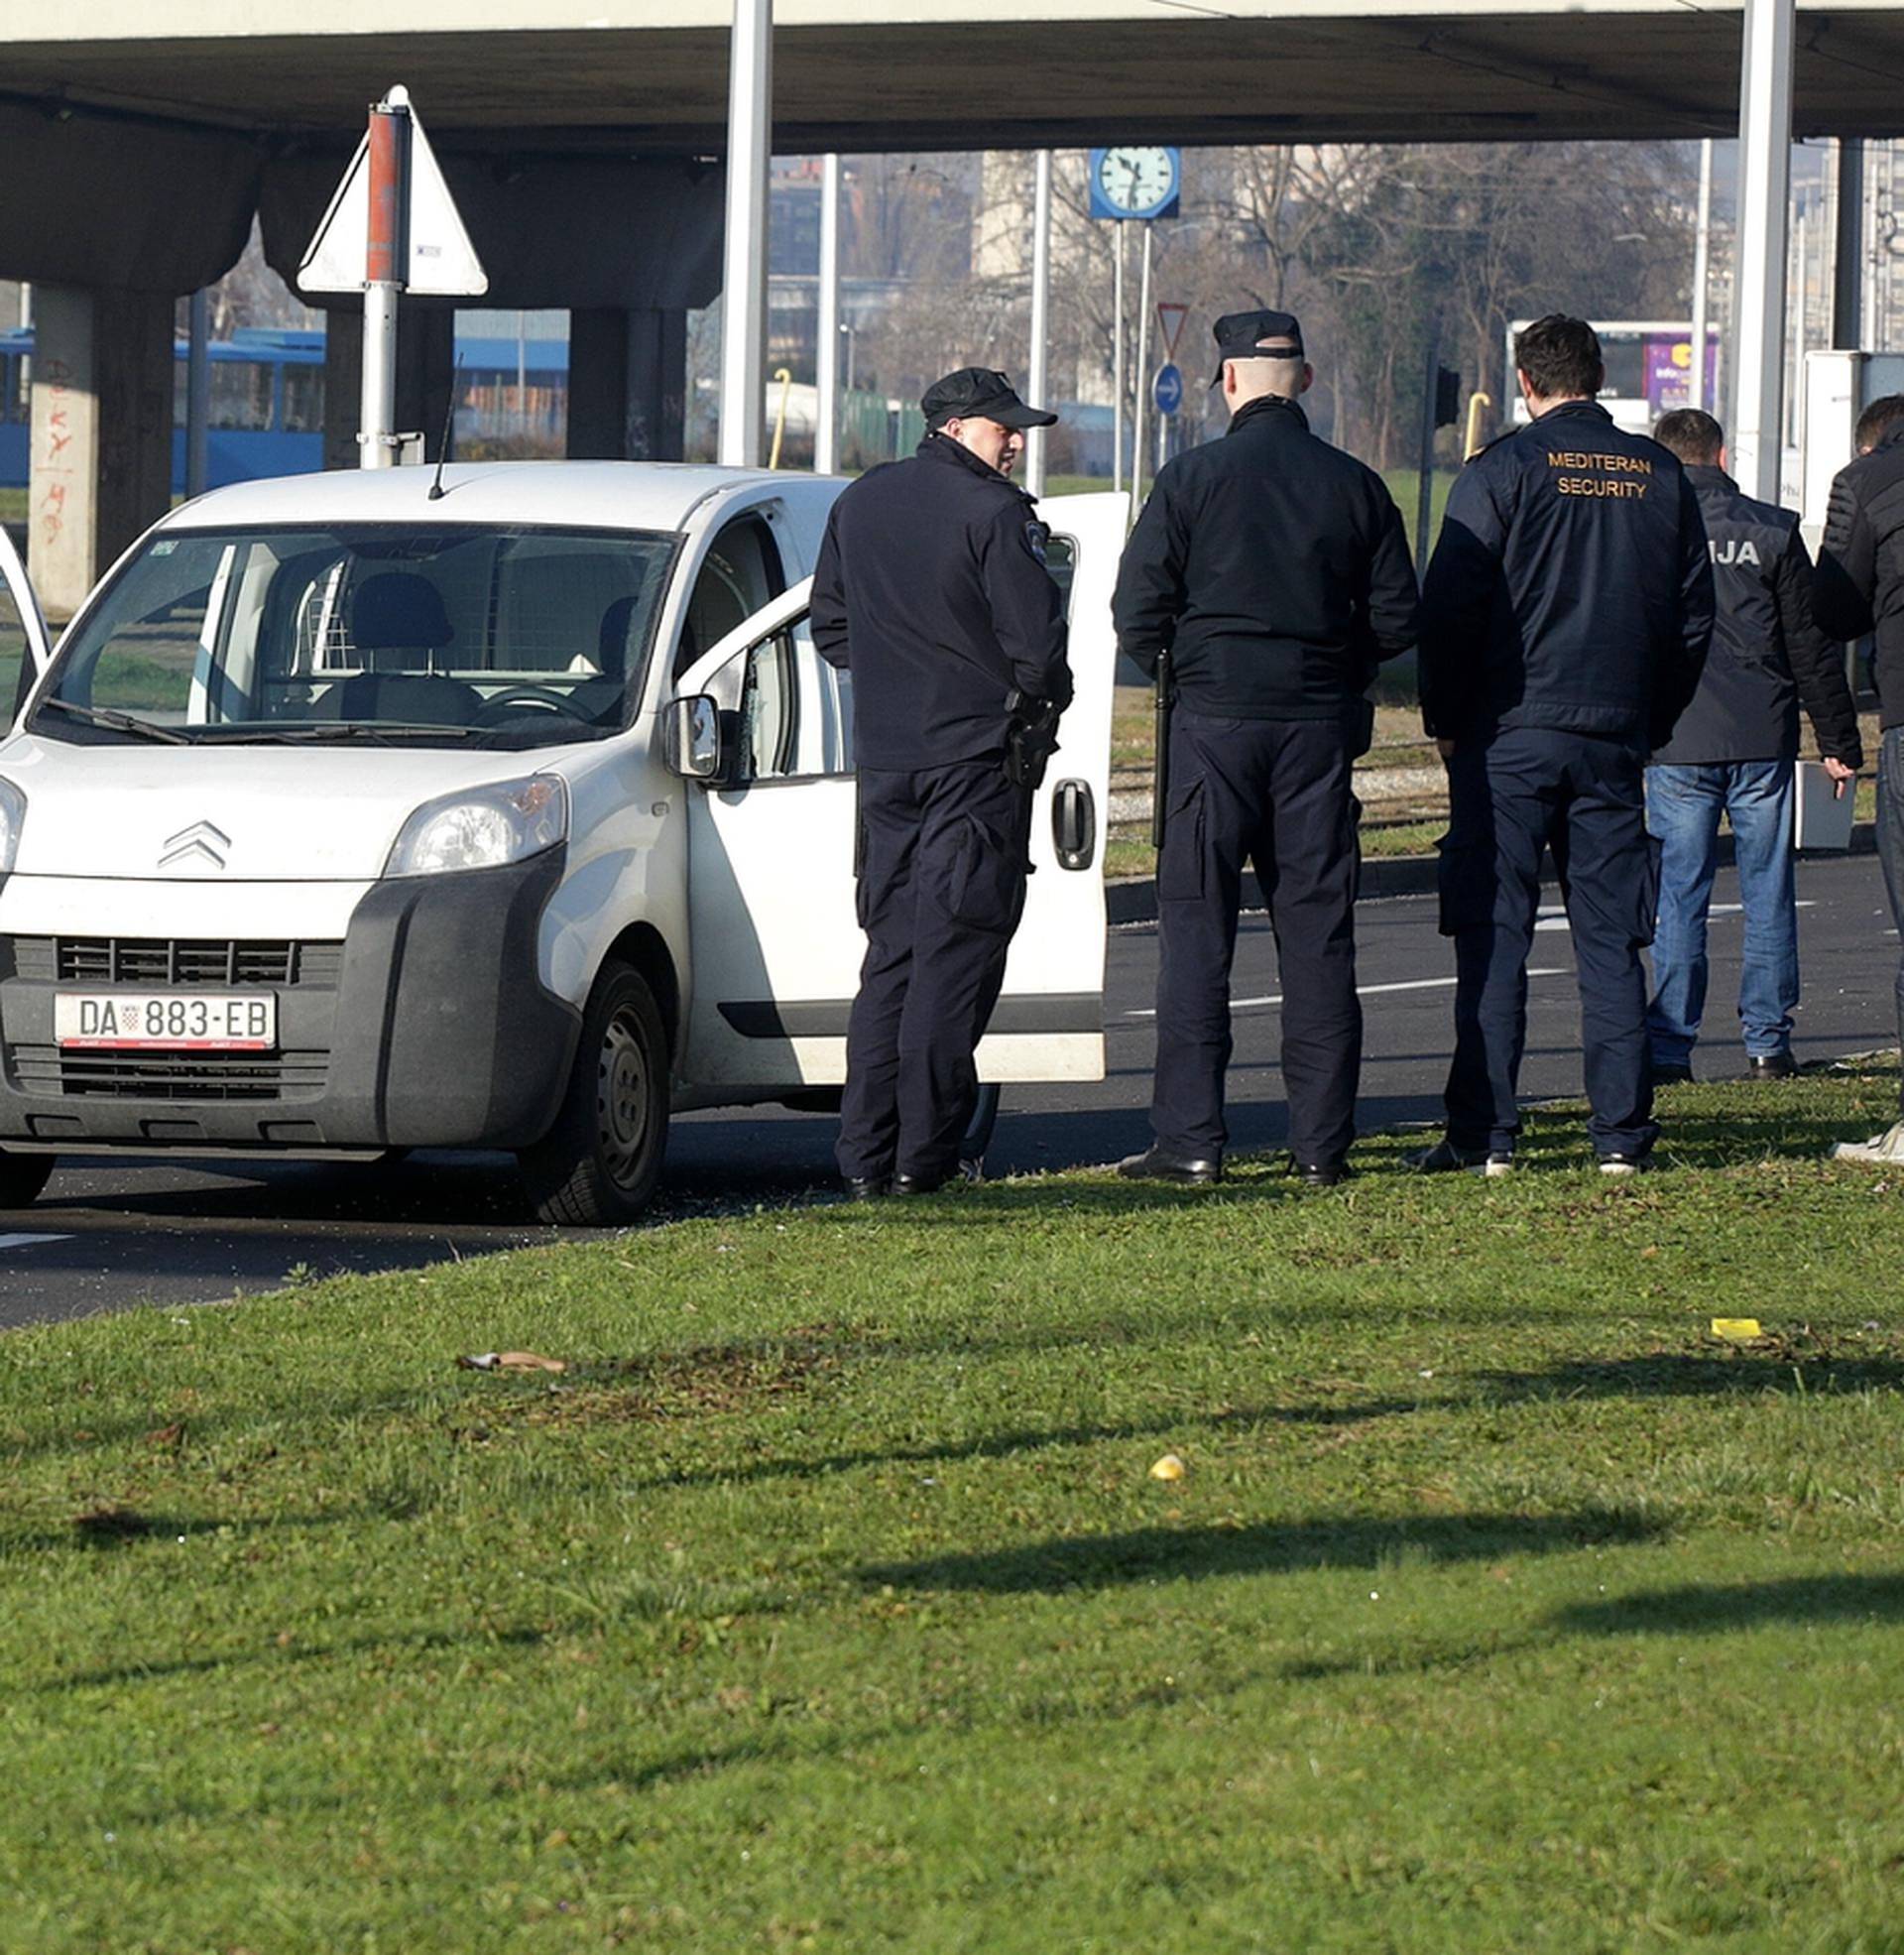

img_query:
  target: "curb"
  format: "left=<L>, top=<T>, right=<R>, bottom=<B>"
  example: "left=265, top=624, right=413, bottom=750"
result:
left=1106, top=819, right=1880, bottom=928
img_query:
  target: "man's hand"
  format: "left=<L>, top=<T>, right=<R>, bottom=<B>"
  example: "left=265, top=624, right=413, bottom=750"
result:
left=1825, top=755, right=1856, bottom=799
left=1436, top=737, right=1458, bottom=762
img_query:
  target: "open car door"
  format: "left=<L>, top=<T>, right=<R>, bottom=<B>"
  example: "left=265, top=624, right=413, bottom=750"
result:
left=0, top=523, right=53, bottom=729
left=672, top=488, right=1128, bottom=1092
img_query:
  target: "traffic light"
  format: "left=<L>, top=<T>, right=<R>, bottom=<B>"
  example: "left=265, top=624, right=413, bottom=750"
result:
left=1434, top=365, right=1462, bottom=429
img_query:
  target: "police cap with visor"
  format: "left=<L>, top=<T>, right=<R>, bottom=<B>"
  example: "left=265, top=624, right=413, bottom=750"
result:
left=921, top=367, right=1058, bottom=430
left=1209, top=309, right=1305, bottom=385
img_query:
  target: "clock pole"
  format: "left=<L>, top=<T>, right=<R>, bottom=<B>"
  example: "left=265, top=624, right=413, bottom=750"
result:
left=1130, top=221, right=1153, bottom=521
left=1113, top=225, right=1126, bottom=495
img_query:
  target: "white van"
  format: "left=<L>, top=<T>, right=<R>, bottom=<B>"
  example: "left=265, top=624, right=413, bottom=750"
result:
left=0, top=465, right=1123, bottom=1223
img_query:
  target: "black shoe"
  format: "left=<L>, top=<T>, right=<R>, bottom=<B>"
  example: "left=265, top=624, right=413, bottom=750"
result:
left=1650, top=1060, right=1695, bottom=1087
left=842, top=1175, right=890, bottom=1202
left=1292, top=1159, right=1349, bottom=1189
left=1747, top=1050, right=1797, bottom=1080
left=1117, top=1147, right=1222, bottom=1186
left=893, top=1169, right=957, bottom=1196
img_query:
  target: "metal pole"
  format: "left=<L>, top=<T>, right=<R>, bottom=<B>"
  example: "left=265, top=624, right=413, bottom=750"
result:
left=1414, top=321, right=1440, bottom=570
left=1691, top=138, right=1714, bottom=411
left=718, top=0, right=773, bottom=468
left=359, top=88, right=410, bottom=470
left=1026, top=149, right=1052, bottom=498
left=1112, top=225, right=1126, bottom=494
left=815, top=152, right=841, bottom=474
left=1834, top=137, right=1866, bottom=349
left=1130, top=223, right=1153, bottom=522
left=1731, top=0, right=1796, bottom=503
left=185, top=289, right=210, bottom=498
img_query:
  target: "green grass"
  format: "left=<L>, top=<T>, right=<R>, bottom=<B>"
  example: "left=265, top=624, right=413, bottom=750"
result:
left=6, top=1067, right=1904, bottom=1949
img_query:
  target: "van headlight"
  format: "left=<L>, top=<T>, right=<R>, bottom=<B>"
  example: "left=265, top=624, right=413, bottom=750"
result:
left=0, top=778, right=24, bottom=875
left=384, top=776, right=567, bottom=877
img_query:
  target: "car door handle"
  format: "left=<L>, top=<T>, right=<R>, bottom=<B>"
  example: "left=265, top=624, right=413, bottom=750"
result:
left=1052, top=779, right=1095, bottom=871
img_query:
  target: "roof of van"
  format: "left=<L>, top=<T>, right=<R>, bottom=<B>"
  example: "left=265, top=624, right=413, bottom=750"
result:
left=161, top=462, right=848, bottom=534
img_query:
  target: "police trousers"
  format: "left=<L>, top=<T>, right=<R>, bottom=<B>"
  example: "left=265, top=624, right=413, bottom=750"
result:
left=1149, top=711, right=1362, bottom=1166
left=837, top=758, right=1030, bottom=1184
left=1439, top=727, right=1660, bottom=1159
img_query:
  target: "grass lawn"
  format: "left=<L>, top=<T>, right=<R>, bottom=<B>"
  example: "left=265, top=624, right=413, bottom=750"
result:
left=4, top=1066, right=1904, bottom=1950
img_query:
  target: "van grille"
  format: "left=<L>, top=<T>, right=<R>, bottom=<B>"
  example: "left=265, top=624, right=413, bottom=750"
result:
left=8, top=938, right=342, bottom=988
left=7, top=1043, right=328, bottom=1102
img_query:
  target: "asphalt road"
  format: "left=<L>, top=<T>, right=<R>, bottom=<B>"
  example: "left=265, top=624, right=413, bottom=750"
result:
left=2, top=849, right=1895, bottom=1328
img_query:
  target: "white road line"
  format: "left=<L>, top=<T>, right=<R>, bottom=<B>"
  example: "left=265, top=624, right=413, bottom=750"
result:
left=0, top=1233, right=72, bottom=1252
left=1535, top=900, right=1814, bottom=933
left=1126, top=968, right=1569, bottom=1020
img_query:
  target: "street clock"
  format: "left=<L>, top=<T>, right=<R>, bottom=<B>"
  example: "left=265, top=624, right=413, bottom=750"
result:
left=1088, top=146, right=1182, bottom=221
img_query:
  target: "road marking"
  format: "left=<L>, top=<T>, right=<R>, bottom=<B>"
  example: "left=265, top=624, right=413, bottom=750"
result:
left=1534, top=900, right=1813, bottom=933
left=1126, top=968, right=1569, bottom=1019
left=0, top=1233, right=71, bottom=1252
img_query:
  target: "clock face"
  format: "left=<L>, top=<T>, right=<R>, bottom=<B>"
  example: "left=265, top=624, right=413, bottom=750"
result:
left=1095, top=146, right=1178, bottom=217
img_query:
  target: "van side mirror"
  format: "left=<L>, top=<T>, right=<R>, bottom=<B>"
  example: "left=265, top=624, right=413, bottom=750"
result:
left=664, top=694, right=727, bottom=782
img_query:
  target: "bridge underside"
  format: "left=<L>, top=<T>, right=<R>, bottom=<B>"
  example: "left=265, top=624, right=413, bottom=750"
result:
left=6, top=9, right=1904, bottom=152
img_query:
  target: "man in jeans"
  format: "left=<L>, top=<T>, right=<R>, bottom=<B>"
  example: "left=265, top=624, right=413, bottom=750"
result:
left=1815, top=394, right=1904, bottom=1161
left=1644, top=410, right=1861, bottom=1085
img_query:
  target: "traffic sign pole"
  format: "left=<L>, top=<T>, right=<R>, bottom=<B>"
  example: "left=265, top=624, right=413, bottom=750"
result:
left=360, top=92, right=409, bottom=470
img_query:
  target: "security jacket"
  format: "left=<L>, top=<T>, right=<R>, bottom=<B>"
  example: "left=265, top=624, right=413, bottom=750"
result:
left=811, top=434, right=1072, bottom=771
left=1419, top=400, right=1715, bottom=751
left=1815, top=421, right=1904, bottom=730
left=1111, top=395, right=1419, bottom=718
left=1653, top=465, right=1861, bottom=769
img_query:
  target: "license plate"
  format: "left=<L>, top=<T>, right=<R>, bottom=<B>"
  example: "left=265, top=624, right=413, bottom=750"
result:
left=55, top=991, right=278, bottom=1051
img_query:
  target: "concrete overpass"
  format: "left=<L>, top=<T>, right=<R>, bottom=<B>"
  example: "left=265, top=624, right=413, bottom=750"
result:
left=6, top=1, right=1904, bottom=603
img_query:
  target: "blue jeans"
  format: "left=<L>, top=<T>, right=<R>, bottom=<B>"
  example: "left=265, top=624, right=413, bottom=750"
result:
left=1644, top=760, right=1797, bottom=1065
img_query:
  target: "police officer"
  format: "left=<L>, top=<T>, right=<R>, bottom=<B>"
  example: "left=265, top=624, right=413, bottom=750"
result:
left=1644, top=408, right=1860, bottom=1087
left=1413, top=314, right=1714, bottom=1177
left=811, top=367, right=1072, bottom=1199
left=1113, top=309, right=1420, bottom=1188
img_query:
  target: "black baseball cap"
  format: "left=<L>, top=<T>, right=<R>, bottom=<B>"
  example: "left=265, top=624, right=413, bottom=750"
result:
left=1210, top=309, right=1306, bottom=385
left=921, top=367, right=1058, bottom=430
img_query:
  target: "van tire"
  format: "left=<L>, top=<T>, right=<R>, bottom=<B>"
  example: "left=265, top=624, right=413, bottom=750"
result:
left=518, top=962, right=669, bottom=1226
left=0, top=1152, right=54, bottom=1209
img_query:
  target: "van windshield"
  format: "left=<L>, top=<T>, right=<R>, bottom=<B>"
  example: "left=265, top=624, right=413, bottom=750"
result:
left=28, top=523, right=678, bottom=749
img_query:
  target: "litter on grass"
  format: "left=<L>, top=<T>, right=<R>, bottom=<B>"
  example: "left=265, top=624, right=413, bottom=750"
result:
left=1149, top=1452, right=1187, bottom=1481
left=457, top=1351, right=568, bottom=1375
left=1710, top=1318, right=1763, bottom=1343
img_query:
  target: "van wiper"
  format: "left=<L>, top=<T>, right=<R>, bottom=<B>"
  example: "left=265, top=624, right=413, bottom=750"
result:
left=33, top=697, right=192, bottom=745
left=191, top=721, right=486, bottom=746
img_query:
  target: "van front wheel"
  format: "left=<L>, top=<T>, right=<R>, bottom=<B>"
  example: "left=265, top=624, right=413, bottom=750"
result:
left=0, top=1152, right=53, bottom=1210
left=518, top=962, right=669, bottom=1226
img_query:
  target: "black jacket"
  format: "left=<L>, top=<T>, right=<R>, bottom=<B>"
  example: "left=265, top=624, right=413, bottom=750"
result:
left=1653, top=466, right=1861, bottom=768
left=1815, top=422, right=1904, bottom=731
left=1420, top=400, right=1715, bottom=750
left=810, top=435, right=1071, bottom=771
left=1111, top=395, right=1419, bottom=718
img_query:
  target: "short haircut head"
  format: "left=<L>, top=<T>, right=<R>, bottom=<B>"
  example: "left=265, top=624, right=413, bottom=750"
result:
left=1855, top=394, right=1904, bottom=453
left=1515, top=314, right=1605, bottom=400
left=1654, top=409, right=1725, bottom=466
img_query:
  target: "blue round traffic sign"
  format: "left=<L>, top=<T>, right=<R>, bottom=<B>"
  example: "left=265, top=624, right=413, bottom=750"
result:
left=1153, top=362, right=1184, bottom=416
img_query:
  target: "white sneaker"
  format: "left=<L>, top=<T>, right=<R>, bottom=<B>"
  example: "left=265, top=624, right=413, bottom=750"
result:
left=1830, top=1119, right=1904, bottom=1165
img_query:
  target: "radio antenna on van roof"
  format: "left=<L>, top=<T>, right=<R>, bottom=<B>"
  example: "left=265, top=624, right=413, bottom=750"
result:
left=427, top=353, right=464, bottom=501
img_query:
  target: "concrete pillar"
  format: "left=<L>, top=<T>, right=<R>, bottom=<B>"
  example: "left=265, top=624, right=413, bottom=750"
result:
left=568, top=308, right=688, bottom=461
left=1731, top=0, right=1796, bottom=504
left=320, top=304, right=455, bottom=472
left=26, top=285, right=172, bottom=622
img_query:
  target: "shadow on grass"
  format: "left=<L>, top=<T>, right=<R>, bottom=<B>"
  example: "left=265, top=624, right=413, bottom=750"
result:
left=859, top=1506, right=1663, bottom=1596
left=1474, top=1348, right=1904, bottom=1403
left=1552, top=1572, right=1904, bottom=1638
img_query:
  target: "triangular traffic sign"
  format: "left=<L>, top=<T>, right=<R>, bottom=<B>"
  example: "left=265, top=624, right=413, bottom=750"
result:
left=298, top=89, right=488, bottom=298
left=1155, top=303, right=1189, bottom=361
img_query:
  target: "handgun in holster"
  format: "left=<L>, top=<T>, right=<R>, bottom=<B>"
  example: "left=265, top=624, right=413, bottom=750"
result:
left=1005, top=689, right=1062, bottom=791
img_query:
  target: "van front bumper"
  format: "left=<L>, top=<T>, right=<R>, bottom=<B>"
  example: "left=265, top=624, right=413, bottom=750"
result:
left=0, top=850, right=580, bottom=1153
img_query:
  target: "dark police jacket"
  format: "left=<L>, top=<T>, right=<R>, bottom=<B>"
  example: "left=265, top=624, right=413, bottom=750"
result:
left=1815, top=422, right=1904, bottom=731
left=1420, top=400, right=1715, bottom=751
left=1111, top=395, right=1419, bottom=718
left=810, top=434, right=1072, bottom=771
left=1653, top=465, right=1861, bottom=769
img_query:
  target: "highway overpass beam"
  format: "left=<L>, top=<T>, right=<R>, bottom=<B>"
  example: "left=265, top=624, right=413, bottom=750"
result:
left=1732, top=0, right=1796, bottom=503
left=569, top=308, right=689, bottom=461
left=26, top=286, right=172, bottom=621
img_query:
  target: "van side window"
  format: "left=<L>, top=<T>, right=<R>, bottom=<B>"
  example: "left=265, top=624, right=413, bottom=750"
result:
left=735, top=616, right=854, bottom=782
left=678, top=514, right=785, bottom=677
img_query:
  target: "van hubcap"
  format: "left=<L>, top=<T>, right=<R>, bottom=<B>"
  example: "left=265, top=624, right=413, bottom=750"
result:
left=596, top=1013, right=651, bottom=1187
